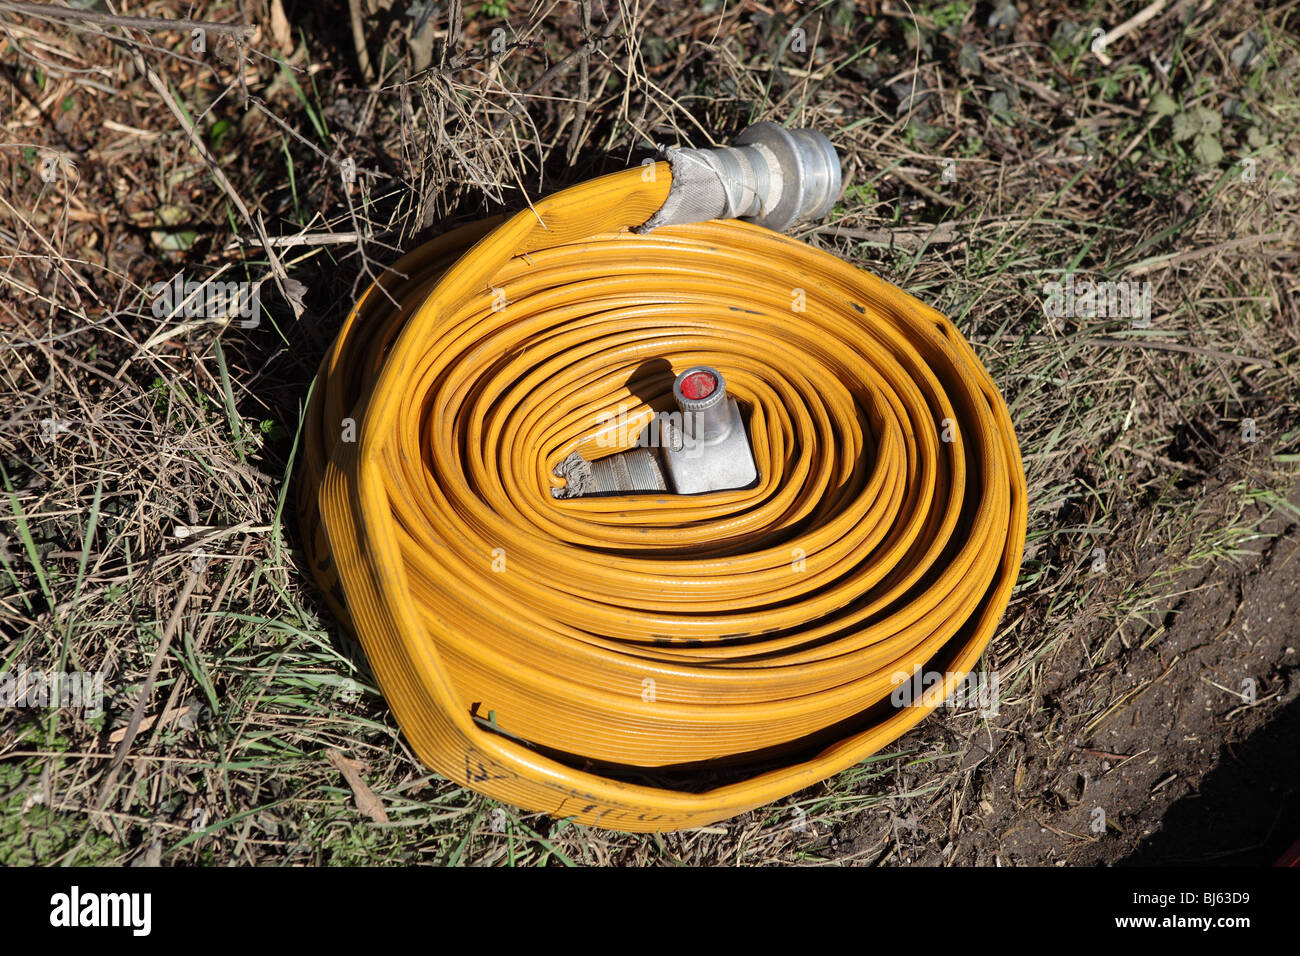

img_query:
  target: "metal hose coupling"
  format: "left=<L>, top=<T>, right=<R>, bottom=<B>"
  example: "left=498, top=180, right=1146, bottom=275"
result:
left=551, top=365, right=758, bottom=497
left=637, top=122, right=842, bottom=233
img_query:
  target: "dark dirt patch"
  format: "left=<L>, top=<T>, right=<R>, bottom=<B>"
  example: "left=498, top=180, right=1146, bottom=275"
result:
left=804, top=472, right=1300, bottom=867
left=1015, top=518, right=1299, bottom=866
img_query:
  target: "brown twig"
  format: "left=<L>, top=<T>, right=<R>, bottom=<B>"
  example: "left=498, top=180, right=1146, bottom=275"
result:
left=121, top=43, right=303, bottom=320
left=347, top=0, right=375, bottom=86
left=0, top=0, right=254, bottom=38
left=567, top=0, right=593, bottom=162
left=493, top=7, right=624, bottom=134
left=978, top=333, right=1277, bottom=369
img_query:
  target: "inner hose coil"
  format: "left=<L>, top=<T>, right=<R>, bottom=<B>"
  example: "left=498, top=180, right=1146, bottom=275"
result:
left=298, top=163, right=1027, bottom=832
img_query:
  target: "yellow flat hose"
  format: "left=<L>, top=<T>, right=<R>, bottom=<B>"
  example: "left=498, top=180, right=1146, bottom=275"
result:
left=297, top=163, right=1027, bottom=832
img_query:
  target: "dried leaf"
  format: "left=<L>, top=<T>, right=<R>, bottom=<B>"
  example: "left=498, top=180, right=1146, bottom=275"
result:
left=281, top=277, right=307, bottom=313
left=108, top=705, right=190, bottom=743
left=270, top=0, right=295, bottom=56
left=326, top=750, right=389, bottom=823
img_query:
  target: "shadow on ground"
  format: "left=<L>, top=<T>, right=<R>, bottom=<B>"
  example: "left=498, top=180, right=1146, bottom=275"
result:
left=1120, top=694, right=1300, bottom=866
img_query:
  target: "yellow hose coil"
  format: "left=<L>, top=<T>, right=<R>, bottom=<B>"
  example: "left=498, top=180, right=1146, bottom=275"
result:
left=298, top=163, right=1027, bottom=832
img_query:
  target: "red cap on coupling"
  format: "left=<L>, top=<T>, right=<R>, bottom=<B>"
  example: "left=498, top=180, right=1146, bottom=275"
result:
left=673, top=365, right=730, bottom=443
left=679, top=371, right=717, bottom=401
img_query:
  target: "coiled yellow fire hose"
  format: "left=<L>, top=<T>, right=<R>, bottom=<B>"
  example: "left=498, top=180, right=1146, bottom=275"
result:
left=298, top=157, right=1027, bottom=832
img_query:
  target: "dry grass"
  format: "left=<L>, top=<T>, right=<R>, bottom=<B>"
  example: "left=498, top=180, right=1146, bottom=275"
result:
left=1, top=0, right=1297, bottom=865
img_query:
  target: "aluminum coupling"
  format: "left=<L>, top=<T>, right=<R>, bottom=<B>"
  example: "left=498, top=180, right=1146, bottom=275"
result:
left=638, top=122, right=843, bottom=233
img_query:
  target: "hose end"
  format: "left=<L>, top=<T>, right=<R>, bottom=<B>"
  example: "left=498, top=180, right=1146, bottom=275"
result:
left=637, top=124, right=842, bottom=234
left=733, top=123, right=842, bottom=232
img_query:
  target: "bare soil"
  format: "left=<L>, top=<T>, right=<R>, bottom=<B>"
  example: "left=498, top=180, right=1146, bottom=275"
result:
left=822, top=476, right=1300, bottom=867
